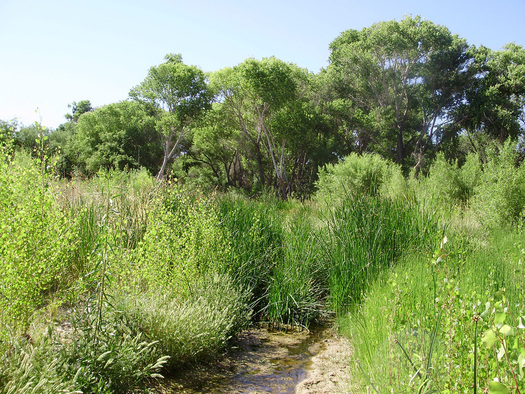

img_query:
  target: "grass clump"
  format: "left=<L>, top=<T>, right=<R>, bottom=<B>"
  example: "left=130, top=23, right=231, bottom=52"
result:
left=113, top=274, right=251, bottom=370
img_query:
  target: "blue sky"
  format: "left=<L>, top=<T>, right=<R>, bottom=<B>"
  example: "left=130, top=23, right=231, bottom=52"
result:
left=1, top=0, right=524, bottom=129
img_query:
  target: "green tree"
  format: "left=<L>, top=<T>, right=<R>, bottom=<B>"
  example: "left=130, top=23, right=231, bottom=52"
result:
left=209, top=57, right=314, bottom=198
left=452, top=43, right=525, bottom=150
left=73, top=101, right=161, bottom=175
left=130, top=54, right=212, bottom=180
left=65, top=100, right=93, bottom=123
left=176, top=104, right=244, bottom=189
left=327, top=16, right=472, bottom=172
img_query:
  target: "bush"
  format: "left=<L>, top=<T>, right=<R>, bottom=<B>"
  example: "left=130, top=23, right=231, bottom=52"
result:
left=472, top=140, right=525, bottom=227
left=315, top=153, right=406, bottom=203
left=113, top=274, right=251, bottom=370
left=0, top=150, right=75, bottom=328
left=127, top=185, right=232, bottom=296
left=60, top=306, right=167, bottom=393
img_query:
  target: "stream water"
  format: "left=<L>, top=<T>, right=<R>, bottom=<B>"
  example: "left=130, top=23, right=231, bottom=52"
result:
left=157, top=325, right=329, bottom=393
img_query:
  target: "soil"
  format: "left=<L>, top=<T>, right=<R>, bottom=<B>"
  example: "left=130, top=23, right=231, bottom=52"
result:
left=295, top=327, right=357, bottom=393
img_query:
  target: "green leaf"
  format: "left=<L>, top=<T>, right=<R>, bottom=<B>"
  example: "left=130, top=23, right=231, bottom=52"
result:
left=518, top=353, right=525, bottom=378
left=499, top=324, right=514, bottom=337
left=497, top=344, right=506, bottom=361
left=482, top=329, right=499, bottom=349
left=494, top=311, right=506, bottom=325
left=480, top=302, right=492, bottom=319
left=488, top=380, right=509, bottom=394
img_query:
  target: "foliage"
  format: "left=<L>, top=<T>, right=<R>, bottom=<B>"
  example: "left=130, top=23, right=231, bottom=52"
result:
left=128, top=185, right=232, bottom=296
left=267, top=209, right=327, bottom=326
left=454, top=43, right=525, bottom=144
left=113, top=274, right=251, bottom=370
left=130, top=53, right=212, bottom=179
left=207, top=58, right=331, bottom=198
left=327, top=16, right=473, bottom=171
left=0, top=119, right=18, bottom=146
left=472, top=140, right=525, bottom=227
left=213, top=193, right=284, bottom=314
left=343, top=226, right=525, bottom=392
left=0, top=149, right=74, bottom=328
left=72, top=101, right=161, bottom=175
left=315, top=152, right=407, bottom=203
left=324, top=194, right=438, bottom=312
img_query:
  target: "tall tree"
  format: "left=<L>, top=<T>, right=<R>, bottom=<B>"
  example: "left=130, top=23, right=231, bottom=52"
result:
left=209, top=57, right=307, bottom=198
left=327, top=16, right=472, bottom=172
left=65, top=100, right=93, bottom=123
left=130, top=54, right=212, bottom=180
left=452, top=43, right=525, bottom=147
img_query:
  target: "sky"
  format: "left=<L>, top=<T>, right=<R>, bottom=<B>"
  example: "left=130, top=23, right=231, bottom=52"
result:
left=1, top=0, right=524, bottom=129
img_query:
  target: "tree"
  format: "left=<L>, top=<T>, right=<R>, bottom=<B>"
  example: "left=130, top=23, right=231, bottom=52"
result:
left=72, top=101, right=161, bottom=175
left=129, top=54, right=212, bottom=180
left=209, top=57, right=309, bottom=198
left=452, top=43, right=525, bottom=149
left=327, top=16, right=472, bottom=172
left=65, top=100, right=93, bottom=123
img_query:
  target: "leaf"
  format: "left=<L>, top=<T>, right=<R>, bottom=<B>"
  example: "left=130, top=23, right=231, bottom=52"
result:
left=494, top=311, right=506, bottom=325
left=518, top=316, right=525, bottom=329
left=518, top=353, right=525, bottom=378
left=499, top=324, right=514, bottom=337
left=480, top=302, right=492, bottom=319
left=497, top=344, right=506, bottom=361
left=488, top=380, right=509, bottom=394
left=482, top=329, right=499, bottom=349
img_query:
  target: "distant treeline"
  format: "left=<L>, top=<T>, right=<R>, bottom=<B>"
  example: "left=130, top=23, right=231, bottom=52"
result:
left=2, top=16, right=524, bottom=198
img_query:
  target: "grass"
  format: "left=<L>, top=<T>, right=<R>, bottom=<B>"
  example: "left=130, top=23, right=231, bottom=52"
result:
left=2, top=146, right=525, bottom=392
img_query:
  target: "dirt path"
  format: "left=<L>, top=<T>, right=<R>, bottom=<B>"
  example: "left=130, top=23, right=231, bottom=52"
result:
left=295, top=328, right=357, bottom=393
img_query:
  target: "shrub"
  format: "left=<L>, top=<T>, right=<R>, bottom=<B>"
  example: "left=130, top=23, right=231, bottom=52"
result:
left=113, top=274, right=251, bottom=370
left=315, top=153, right=406, bottom=203
left=127, top=185, right=232, bottom=296
left=472, top=140, right=525, bottom=227
left=0, top=150, right=75, bottom=328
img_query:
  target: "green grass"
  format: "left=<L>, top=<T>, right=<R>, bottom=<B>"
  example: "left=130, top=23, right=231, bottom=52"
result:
left=3, top=144, right=525, bottom=392
left=341, top=227, right=525, bottom=392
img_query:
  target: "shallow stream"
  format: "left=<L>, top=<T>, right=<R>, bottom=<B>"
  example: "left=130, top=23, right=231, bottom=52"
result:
left=158, top=325, right=329, bottom=393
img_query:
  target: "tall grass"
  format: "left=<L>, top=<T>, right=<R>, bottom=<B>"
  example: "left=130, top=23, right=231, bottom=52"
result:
left=324, top=194, right=439, bottom=312
left=267, top=209, right=327, bottom=327
left=214, top=194, right=284, bottom=315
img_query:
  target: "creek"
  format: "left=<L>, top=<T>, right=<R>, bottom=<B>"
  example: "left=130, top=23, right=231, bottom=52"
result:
left=156, top=325, right=330, bottom=393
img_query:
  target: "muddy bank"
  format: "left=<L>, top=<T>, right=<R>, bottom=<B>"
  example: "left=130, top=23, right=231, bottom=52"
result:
left=152, top=324, right=355, bottom=393
left=295, top=328, right=356, bottom=393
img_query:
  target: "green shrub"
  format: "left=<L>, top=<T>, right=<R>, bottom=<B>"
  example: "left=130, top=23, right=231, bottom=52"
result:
left=0, top=150, right=75, bottom=328
left=128, top=185, right=231, bottom=296
left=113, top=274, right=251, bottom=370
left=472, top=140, right=525, bottom=227
left=315, top=153, right=406, bottom=203
left=411, top=153, right=477, bottom=213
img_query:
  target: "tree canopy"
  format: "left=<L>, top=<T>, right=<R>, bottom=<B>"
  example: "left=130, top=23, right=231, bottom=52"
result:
left=6, top=16, right=523, bottom=197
